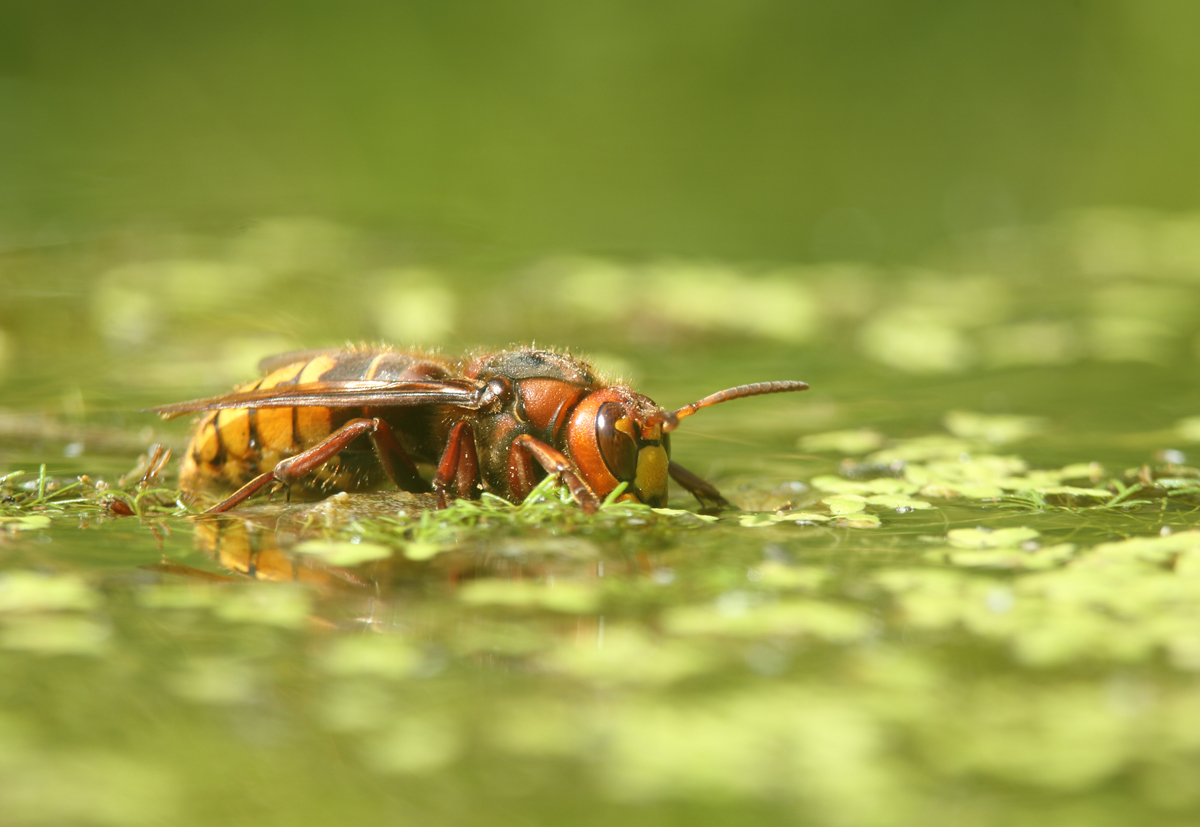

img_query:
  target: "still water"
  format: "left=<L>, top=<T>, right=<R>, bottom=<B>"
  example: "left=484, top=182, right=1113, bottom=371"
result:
left=3, top=212, right=1200, bottom=826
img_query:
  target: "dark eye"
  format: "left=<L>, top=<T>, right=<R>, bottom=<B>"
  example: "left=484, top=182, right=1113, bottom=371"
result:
left=596, top=402, right=638, bottom=481
left=661, top=432, right=671, bottom=458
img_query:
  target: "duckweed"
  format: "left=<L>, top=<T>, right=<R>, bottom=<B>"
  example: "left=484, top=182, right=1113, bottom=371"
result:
left=8, top=211, right=1200, bottom=825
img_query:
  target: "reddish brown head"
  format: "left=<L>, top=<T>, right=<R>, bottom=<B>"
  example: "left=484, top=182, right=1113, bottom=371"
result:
left=565, top=379, right=809, bottom=507
left=566, top=387, right=672, bottom=507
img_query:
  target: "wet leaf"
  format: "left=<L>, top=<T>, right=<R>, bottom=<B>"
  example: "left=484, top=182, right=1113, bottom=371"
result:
left=947, top=527, right=1040, bottom=549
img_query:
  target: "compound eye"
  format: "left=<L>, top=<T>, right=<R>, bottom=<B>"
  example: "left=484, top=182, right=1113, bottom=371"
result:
left=662, top=431, right=671, bottom=458
left=596, top=402, right=638, bottom=482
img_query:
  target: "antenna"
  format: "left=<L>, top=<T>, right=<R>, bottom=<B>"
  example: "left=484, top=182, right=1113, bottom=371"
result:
left=663, top=380, right=809, bottom=432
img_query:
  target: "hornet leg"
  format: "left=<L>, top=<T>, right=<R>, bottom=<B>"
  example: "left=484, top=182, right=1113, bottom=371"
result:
left=433, top=421, right=481, bottom=508
left=668, top=461, right=734, bottom=512
left=203, top=417, right=420, bottom=514
left=512, top=434, right=598, bottom=513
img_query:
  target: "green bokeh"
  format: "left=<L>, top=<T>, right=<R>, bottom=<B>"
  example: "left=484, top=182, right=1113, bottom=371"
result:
left=3, top=1, right=1200, bottom=259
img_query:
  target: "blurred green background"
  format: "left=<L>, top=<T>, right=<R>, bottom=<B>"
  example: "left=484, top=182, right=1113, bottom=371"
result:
left=3, top=0, right=1199, bottom=259
left=4, top=0, right=1200, bottom=423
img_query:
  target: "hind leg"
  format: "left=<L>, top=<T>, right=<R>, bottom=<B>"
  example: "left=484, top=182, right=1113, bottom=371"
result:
left=203, top=418, right=420, bottom=514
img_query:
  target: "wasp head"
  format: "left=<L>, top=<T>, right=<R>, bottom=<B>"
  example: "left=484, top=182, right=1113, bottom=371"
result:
left=565, top=388, right=671, bottom=508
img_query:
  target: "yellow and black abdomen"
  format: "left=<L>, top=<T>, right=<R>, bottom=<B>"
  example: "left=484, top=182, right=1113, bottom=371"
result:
left=179, top=348, right=456, bottom=495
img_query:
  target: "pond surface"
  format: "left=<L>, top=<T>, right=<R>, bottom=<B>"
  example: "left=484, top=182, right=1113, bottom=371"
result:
left=3, top=212, right=1200, bottom=826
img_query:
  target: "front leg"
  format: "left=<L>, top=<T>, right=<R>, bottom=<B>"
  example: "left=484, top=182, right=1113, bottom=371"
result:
left=668, top=461, right=734, bottom=512
left=511, top=434, right=599, bottom=513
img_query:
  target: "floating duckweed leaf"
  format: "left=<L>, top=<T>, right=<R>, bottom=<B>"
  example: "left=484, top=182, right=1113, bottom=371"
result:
left=779, top=510, right=833, bottom=523
left=542, top=627, right=716, bottom=686
left=0, top=515, right=51, bottom=531
left=867, top=435, right=976, bottom=464
left=293, top=539, right=393, bottom=565
left=212, top=585, right=312, bottom=628
left=946, top=543, right=1075, bottom=571
left=1043, top=485, right=1112, bottom=498
left=738, top=514, right=787, bottom=528
left=863, top=494, right=933, bottom=511
left=402, top=541, right=444, bottom=561
left=1175, top=548, right=1200, bottom=577
left=876, top=547, right=1200, bottom=666
left=0, top=616, right=109, bottom=655
left=944, top=410, right=1047, bottom=444
left=823, top=495, right=866, bottom=515
left=1008, top=614, right=1156, bottom=667
left=994, top=471, right=1066, bottom=490
left=919, top=482, right=1005, bottom=500
left=751, top=562, right=829, bottom=591
left=458, top=579, right=600, bottom=614
left=1086, top=530, right=1200, bottom=564
left=800, top=429, right=885, bottom=454
left=947, top=527, right=1040, bottom=549
left=169, top=657, right=258, bottom=705
left=738, top=511, right=830, bottom=527
left=596, top=687, right=905, bottom=821
left=810, top=476, right=918, bottom=496
left=1177, top=416, right=1200, bottom=443
left=873, top=568, right=968, bottom=595
left=318, top=635, right=422, bottom=679
left=909, top=455, right=1029, bottom=487
left=663, top=598, right=872, bottom=642
left=137, top=584, right=220, bottom=610
left=364, top=715, right=463, bottom=775
left=0, top=573, right=99, bottom=613
left=865, top=478, right=921, bottom=495
left=835, top=513, right=881, bottom=528
left=1059, top=462, right=1106, bottom=480
left=651, top=507, right=719, bottom=523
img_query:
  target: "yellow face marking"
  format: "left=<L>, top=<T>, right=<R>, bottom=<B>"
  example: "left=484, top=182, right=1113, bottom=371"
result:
left=634, top=445, right=669, bottom=505
left=615, top=417, right=637, bottom=439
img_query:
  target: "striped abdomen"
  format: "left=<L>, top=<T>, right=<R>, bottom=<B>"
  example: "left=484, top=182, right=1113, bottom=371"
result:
left=179, top=348, right=457, bottom=493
